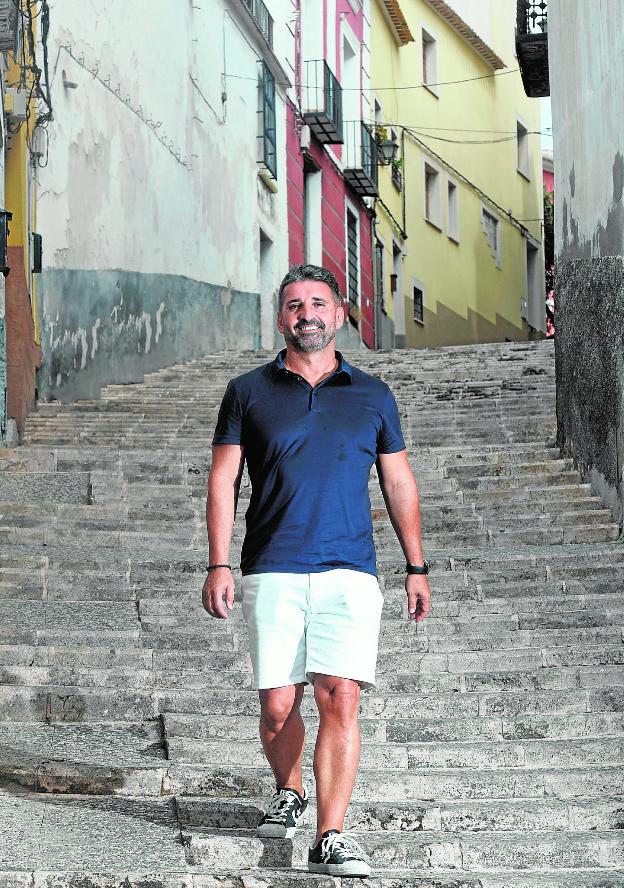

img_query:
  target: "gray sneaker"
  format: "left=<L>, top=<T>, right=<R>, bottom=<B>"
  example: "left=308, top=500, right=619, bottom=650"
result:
left=255, top=785, right=308, bottom=838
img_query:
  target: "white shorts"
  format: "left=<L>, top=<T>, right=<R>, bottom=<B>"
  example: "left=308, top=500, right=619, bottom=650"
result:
left=241, top=569, right=384, bottom=690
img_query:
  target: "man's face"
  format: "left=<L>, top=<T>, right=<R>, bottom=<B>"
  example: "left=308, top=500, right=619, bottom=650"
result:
left=277, top=280, right=345, bottom=353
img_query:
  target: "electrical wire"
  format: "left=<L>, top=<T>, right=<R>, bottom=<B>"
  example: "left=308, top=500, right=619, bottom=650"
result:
left=225, top=66, right=520, bottom=91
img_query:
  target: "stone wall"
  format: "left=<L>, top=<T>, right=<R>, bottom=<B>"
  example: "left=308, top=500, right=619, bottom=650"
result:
left=549, top=0, right=624, bottom=522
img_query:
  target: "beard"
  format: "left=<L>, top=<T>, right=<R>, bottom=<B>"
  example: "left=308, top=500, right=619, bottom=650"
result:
left=283, top=319, right=337, bottom=353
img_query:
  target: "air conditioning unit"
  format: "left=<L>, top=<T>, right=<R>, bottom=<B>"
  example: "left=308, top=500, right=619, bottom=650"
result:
left=0, top=0, right=18, bottom=53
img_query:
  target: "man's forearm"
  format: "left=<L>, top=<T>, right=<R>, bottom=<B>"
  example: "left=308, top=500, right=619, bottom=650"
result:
left=206, top=474, right=238, bottom=563
left=380, top=475, right=425, bottom=564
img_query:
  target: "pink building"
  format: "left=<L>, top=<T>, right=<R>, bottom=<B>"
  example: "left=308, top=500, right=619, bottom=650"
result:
left=543, top=150, right=554, bottom=195
left=287, top=0, right=376, bottom=348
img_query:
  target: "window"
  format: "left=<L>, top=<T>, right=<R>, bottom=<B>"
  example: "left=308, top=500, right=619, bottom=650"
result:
left=481, top=207, right=501, bottom=266
left=413, top=285, right=424, bottom=324
left=375, top=239, right=385, bottom=313
left=303, top=166, right=322, bottom=265
left=447, top=179, right=459, bottom=242
left=421, top=28, right=438, bottom=96
left=260, top=62, right=277, bottom=179
left=516, top=119, right=530, bottom=179
left=346, top=208, right=359, bottom=325
left=424, top=162, right=441, bottom=229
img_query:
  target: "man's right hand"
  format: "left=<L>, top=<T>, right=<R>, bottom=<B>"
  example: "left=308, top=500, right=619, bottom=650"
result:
left=202, top=567, right=235, bottom=619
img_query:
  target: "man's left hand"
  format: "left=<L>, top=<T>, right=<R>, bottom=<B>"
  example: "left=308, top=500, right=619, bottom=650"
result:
left=406, top=574, right=431, bottom=623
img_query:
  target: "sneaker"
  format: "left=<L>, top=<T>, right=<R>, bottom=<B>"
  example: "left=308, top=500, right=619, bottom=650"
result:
left=308, top=829, right=371, bottom=877
left=255, top=785, right=308, bottom=838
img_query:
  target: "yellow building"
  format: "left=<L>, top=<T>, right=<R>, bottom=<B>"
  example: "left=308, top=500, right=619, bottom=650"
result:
left=3, top=0, right=44, bottom=436
left=372, top=0, right=545, bottom=348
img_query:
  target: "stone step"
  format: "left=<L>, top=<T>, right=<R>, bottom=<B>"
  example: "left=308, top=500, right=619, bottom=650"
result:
left=165, top=761, right=624, bottom=801
left=164, top=710, right=624, bottom=743
left=180, top=794, right=624, bottom=834
left=181, top=826, right=624, bottom=872
left=154, top=686, right=624, bottom=721
left=166, top=735, right=624, bottom=771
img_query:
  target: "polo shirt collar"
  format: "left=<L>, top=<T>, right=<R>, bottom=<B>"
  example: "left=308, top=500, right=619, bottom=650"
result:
left=272, top=348, right=352, bottom=384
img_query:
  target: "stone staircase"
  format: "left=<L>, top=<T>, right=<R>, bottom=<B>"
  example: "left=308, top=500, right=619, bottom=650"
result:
left=1, top=338, right=624, bottom=887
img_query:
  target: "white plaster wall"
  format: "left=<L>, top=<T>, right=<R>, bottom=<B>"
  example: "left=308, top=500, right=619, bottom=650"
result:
left=549, top=0, right=624, bottom=256
left=39, top=0, right=293, bottom=346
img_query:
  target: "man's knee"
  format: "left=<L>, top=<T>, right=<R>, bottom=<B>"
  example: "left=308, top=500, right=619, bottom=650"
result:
left=259, top=684, right=304, bottom=733
left=313, top=675, right=361, bottom=726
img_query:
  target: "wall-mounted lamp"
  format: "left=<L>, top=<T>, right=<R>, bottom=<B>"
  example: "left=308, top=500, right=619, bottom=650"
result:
left=0, top=209, right=12, bottom=278
left=377, top=137, right=399, bottom=166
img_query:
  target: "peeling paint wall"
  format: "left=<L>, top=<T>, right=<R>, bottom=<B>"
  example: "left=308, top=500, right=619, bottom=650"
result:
left=549, top=0, right=624, bottom=520
left=37, top=0, right=291, bottom=401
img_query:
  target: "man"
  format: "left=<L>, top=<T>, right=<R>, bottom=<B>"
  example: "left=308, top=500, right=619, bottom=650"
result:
left=203, top=264, right=430, bottom=878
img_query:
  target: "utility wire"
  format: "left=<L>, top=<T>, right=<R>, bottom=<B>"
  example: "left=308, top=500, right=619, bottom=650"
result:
left=224, top=66, right=519, bottom=91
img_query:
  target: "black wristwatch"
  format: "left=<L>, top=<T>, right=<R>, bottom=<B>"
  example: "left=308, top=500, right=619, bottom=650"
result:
left=406, top=560, right=429, bottom=575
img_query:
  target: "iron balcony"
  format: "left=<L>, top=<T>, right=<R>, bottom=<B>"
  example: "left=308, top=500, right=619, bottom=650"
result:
left=302, top=60, right=343, bottom=144
left=516, top=0, right=549, bottom=97
left=343, top=121, right=378, bottom=197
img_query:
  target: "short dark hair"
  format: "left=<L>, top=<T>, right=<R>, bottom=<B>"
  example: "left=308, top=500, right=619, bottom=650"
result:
left=278, top=264, right=341, bottom=311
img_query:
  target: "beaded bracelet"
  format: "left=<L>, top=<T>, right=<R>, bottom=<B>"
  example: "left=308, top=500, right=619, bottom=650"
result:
left=206, top=563, right=232, bottom=572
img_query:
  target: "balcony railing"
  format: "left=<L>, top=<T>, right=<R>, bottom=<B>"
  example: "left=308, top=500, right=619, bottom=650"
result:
left=516, top=0, right=549, bottom=97
left=343, top=121, right=378, bottom=197
left=242, top=0, right=273, bottom=48
left=0, top=0, right=19, bottom=53
left=302, top=60, right=343, bottom=144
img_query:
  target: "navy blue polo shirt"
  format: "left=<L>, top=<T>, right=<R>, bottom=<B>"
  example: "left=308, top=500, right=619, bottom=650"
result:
left=212, top=349, right=405, bottom=576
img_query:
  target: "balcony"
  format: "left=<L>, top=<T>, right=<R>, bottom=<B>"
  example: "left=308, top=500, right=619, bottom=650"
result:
left=343, top=121, right=378, bottom=197
left=516, top=0, right=549, bottom=97
left=0, top=0, right=18, bottom=53
left=242, top=0, right=273, bottom=49
left=302, top=60, right=343, bottom=144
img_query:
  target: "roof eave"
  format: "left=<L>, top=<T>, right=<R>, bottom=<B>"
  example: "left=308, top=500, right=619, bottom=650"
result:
left=424, top=0, right=506, bottom=70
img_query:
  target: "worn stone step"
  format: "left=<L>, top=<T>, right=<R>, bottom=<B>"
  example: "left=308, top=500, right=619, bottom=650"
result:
left=166, top=761, right=624, bottom=801
left=153, top=686, right=624, bottom=721
left=178, top=793, right=624, bottom=834
left=166, top=735, right=624, bottom=771
left=0, top=720, right=165, bottom=795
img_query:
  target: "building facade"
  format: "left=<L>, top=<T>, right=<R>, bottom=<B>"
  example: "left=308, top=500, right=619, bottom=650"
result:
left=287, top=0, right=376, bottom=349
left=544, top=0, right=624, bottom=519
left=372, top=0, right=546, bottom=348
left=35, top=0, right=291, bottom=403
left=2, top=0, right=43, bottom=442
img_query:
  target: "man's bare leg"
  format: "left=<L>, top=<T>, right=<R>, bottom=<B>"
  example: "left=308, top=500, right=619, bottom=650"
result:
left=312, top=674, right=361, bottom=842
left=259, top=683, right=306, bottom=794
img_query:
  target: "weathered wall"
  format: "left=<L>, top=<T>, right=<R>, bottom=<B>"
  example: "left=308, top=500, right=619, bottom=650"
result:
left=549, top=0, right=624, bottom=520
left=6, top=247, right=42, bottom=431
left=37, top=0, right=291, bottom=401
left=40, top=269, right=259, bottom=401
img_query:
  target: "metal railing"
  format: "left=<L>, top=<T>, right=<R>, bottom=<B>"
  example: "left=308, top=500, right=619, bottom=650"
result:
left=302, top=60, right=343, bottom=143
left=0, top=0, right=19, bottom=53
left=343, top=121, right=378, bottom=196
left=242, top=0, right=273, bottom=47
left=517, top=0, right=547, bottom=35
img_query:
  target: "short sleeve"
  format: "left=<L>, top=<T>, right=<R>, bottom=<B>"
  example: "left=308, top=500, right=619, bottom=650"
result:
left=377, top=387, right=406, bottom=454
left=212, top=380, right=243, bottom=445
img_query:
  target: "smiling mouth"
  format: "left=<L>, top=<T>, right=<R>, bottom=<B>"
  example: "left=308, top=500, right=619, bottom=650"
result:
left=296, top=325, right=323, bottom=333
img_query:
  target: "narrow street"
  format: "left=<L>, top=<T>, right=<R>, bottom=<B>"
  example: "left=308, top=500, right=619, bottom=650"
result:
left=0, top=339, right=623, bottom=886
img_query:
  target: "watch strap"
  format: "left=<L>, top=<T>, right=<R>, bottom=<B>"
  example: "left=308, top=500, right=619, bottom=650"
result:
left=406, top=560, right=429, bottom=575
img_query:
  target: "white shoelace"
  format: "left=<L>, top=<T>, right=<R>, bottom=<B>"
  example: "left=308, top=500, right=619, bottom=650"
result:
left=319, top=832, right=366, bottom=863
left=264, top=789, right=302, bottom=821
